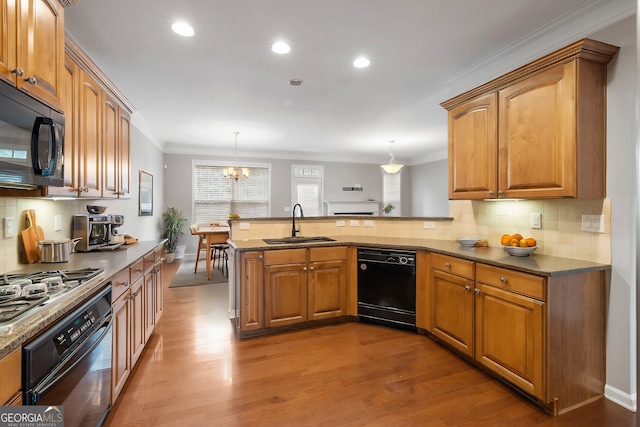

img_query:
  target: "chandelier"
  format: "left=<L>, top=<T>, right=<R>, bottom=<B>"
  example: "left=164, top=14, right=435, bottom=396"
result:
left=380, top=140, right=404, bottom=174
left=223, top=131, right=249, bottom=180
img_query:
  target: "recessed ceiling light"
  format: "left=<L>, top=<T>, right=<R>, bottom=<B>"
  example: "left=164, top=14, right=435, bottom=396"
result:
left=171, top=21, right=194, bottom=37
left=289, top=79, right=303, bottom=86
left=353, top=57, right=370, bottom=68
left=272, top=41, right=291, bottom=54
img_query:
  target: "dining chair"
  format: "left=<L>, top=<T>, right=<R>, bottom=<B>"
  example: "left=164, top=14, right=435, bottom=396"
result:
left=189, top=225, right=206, bottom=273
left=211, top=243, right=229, bottom=276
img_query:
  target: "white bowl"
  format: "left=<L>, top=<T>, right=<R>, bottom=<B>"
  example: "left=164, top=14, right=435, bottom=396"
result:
left=456, top=237, right=482, bottom=247
left=504, top=245, right=538, bottom=257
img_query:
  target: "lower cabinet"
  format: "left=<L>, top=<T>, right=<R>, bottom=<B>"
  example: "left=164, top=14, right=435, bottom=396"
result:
left=237, top=246, right=348, bottom=336
left=111, top=246, right=164, bottom=405
left=426, top=253, right=605, bottom=415
left=0, top=348, right=22, bottom=406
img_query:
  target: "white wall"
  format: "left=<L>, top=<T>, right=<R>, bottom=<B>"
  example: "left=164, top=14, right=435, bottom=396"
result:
left=409, top=159, right=450, bottom=217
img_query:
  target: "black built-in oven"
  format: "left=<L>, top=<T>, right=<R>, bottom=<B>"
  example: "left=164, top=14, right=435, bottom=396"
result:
left=357, top=248, right=417, bottom=330
left=0, top=80, right=64, bottom=190
left=23, top=286, right=112, bottom=427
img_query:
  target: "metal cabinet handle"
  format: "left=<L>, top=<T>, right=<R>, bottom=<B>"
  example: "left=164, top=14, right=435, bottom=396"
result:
left=309, top=266, right=314, bottom=270
left=474, top=288, right=480, bottom=294
left=444, top=262, right=451, bottom=268
left=11, top=67, right=24, bottom=77
left=258, top=255, right=263, bottom=259
left=500, top=277, right=507, bottom=283
left=498, top=190, right=504, bottom=195
left=488, top=190, right=494, bottom=196
left=303, top=267, right=307, bottom=271
left=25, top=76, right=37, bottom=85
left=465, top=285, right=471, bottom=291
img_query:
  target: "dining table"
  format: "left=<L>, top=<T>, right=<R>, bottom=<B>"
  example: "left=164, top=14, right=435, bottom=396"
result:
left=191, top=225, right=230, bottom=280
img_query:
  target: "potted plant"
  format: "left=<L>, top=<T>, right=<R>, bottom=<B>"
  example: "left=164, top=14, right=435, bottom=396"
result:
left=162, top=206, right=187, bottom=263
left=383, top=203, right=396, bottom=214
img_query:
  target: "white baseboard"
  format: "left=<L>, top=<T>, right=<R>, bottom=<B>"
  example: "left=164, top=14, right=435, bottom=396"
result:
left=605, top=384, right=637, bottom=412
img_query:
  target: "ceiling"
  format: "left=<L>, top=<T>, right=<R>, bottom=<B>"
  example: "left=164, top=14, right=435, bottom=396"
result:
left=63, top=0, right=635, bottom=165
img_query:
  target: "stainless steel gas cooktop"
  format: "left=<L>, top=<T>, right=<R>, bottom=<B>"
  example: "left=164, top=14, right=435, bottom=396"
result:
left=0, top=268, right=105, bottom=332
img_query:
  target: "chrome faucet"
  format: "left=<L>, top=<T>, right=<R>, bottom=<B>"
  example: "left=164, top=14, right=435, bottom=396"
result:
left=291, top=203, right=304, bottom=237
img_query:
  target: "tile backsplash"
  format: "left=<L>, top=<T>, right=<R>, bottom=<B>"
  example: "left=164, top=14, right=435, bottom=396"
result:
left=231, top=198, right=611, bottom=264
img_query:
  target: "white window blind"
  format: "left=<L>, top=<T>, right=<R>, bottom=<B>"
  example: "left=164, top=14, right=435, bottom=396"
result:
left=292, top=165, right=324, bottom=216
left=193, top=164, right=270, bottom=223
left=383, top=171, right=401, bottom=216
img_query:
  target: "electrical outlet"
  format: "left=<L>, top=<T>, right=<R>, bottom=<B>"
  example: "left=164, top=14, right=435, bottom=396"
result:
left=364, top=220, right=374, bottom=227
left=349, top=220, right=360, bottom=227
left=423, top=221, right=435, bottom=229
left=54, top=215, right=62, bottom=231
left=4, top=217, right=15, bottom=238
left=239, top=222, right=250, bottom=230
left=530, top=213, right=542, bottom=229
left=336, top=220, right=346, bottom=227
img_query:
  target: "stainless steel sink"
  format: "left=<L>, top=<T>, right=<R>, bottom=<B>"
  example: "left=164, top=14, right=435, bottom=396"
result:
left=263, top=236, right=336, bottom=244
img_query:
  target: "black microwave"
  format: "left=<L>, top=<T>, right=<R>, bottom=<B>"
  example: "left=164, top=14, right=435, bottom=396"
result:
left=0, top=81, right=64, bottom=189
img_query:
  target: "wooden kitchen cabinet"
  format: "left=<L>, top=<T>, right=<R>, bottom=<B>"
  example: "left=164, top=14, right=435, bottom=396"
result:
left=307, top=246, right=347, bottom=321
left=442, top=38, right=619, bottom=200
left=153, top=247, right=163, bottom=322
left=103, top=89, right=131, bottom=198
left=130, top=269, right=145, bottom=367
left=0, top=0, right=64, bottom=109
left=429, top=253, right=475, bottom=357
left=111, top=282, right=130, bottom=405
left=0, top=347, right=21, bottom=405
left=264, top=249, right=308, bottom=327
left=237, top=251, right=264, bottom=332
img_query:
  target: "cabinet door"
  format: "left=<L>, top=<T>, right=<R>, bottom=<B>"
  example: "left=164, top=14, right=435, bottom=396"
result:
left=430, top=269, right=475, bottom=357
left=130, top=276, right=145, bottom=367
left=111, top=291, right=130, bottom=405
left=475, top=283, right=544, bottom=398
left=238, top=251, right=264, bottom=331
left=308, top=259, right=346, bottom=321
left=448, top=92, right=498, bottom=199
left=102, top=90, right=119, bottom=198
left=118, top=110, right=131, bottom=198
left=0, top=347, right=21, bottom=406
left=154, top=260, right=163, bottom=323
left=77, top=70, right=102, bottom=198
left=264, top=263, right=307, bottom=327
left=143, top=270, right=155, bottom=342
left=18, top=0, right=64, bottom=109
left=498, top=62, right=576, bottom=198
left=0, top=0, right=17, bottom=85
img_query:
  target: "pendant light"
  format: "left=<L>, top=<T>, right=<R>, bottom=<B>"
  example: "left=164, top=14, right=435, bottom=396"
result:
left=380, top=140, right=404, bottom=174
left=223, top=131, right=249, bottom=180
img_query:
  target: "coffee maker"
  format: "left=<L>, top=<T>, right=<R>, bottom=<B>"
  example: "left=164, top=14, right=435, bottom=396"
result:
left=72, top=214, right=125, bottom=252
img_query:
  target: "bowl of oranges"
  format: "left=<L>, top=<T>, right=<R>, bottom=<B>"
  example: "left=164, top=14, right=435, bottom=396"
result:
left=501, top=233, right=537, bottom=257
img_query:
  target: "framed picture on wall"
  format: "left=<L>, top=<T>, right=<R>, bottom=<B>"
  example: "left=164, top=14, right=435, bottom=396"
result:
left=139, top=170, right=153, bottom=216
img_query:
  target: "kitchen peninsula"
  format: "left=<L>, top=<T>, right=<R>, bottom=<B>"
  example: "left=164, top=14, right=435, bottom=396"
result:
left=227, top=216, right=610, bottom=415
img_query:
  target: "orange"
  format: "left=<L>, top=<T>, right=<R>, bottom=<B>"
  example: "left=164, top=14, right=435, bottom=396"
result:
left=519, top=239, right=528, bottom=247
left=500, top=234, right=512, bottom=246
left=526, top=237, right=537, bottom=247
left=511, top=233, right=524, bottom=241
left=509, top=239, right=519, bottom=246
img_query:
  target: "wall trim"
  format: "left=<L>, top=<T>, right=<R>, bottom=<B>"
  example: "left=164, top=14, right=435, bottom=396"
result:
left=605, top=384, right=637, bottom=412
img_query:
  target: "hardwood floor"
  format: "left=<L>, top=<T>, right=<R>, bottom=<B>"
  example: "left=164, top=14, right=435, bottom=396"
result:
left=104, top=261, right=636, bottom=427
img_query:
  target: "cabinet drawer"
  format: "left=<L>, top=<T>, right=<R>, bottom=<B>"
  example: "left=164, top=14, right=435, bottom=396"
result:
left=476, top=263, right=545, bottom=301
left=154, top=247, right=163, bottom=263
left=130, top=259, right=145, bottom=284
left=431, top=253, right=474, bottom=279
left=309, top=246, right=347, bottom=262
left=144, top=252, right=155, bottom=273
left=111, top=269, right=131, bottom=302
left=264, top=248, right=307, bottom=265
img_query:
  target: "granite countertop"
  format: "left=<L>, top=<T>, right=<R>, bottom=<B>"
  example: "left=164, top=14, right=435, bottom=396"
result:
left=229, top=235, right=611, bottom=277
left=0, top=240, right=164, bottom=359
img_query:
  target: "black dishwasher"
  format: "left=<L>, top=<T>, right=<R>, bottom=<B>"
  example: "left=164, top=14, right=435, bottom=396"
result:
left=357, top=248, right=416, bottom=330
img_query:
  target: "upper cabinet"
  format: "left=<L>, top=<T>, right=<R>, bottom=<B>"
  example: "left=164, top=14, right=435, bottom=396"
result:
left=45, top=40, right=133, bottom=198
left=0, top=0, right=64, bottom=110
left=442, top=39, right=619, bottom=200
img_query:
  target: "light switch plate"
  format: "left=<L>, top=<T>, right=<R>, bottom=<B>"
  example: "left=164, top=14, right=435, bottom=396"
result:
left=239, top=222, right=250, bottom=230
left=582, top=214, right=604, bottom=233
left=530, top=213, right=542, bottom=229
left=54, top=214, right=62, bottom=231
left=364, top=220, right=374, bottom=227
left=336, top=220, right=346, bottom=227
left=349, top=220, right=359, bottom=227
left=423, top=221, right=435, bottom=229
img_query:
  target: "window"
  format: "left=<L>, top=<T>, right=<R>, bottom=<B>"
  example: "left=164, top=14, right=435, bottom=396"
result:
left=382, top=170, right=401, bottom=216
left=291, top=165, right=324, bottom=216
left=193, top=161, right=271, bottom=224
